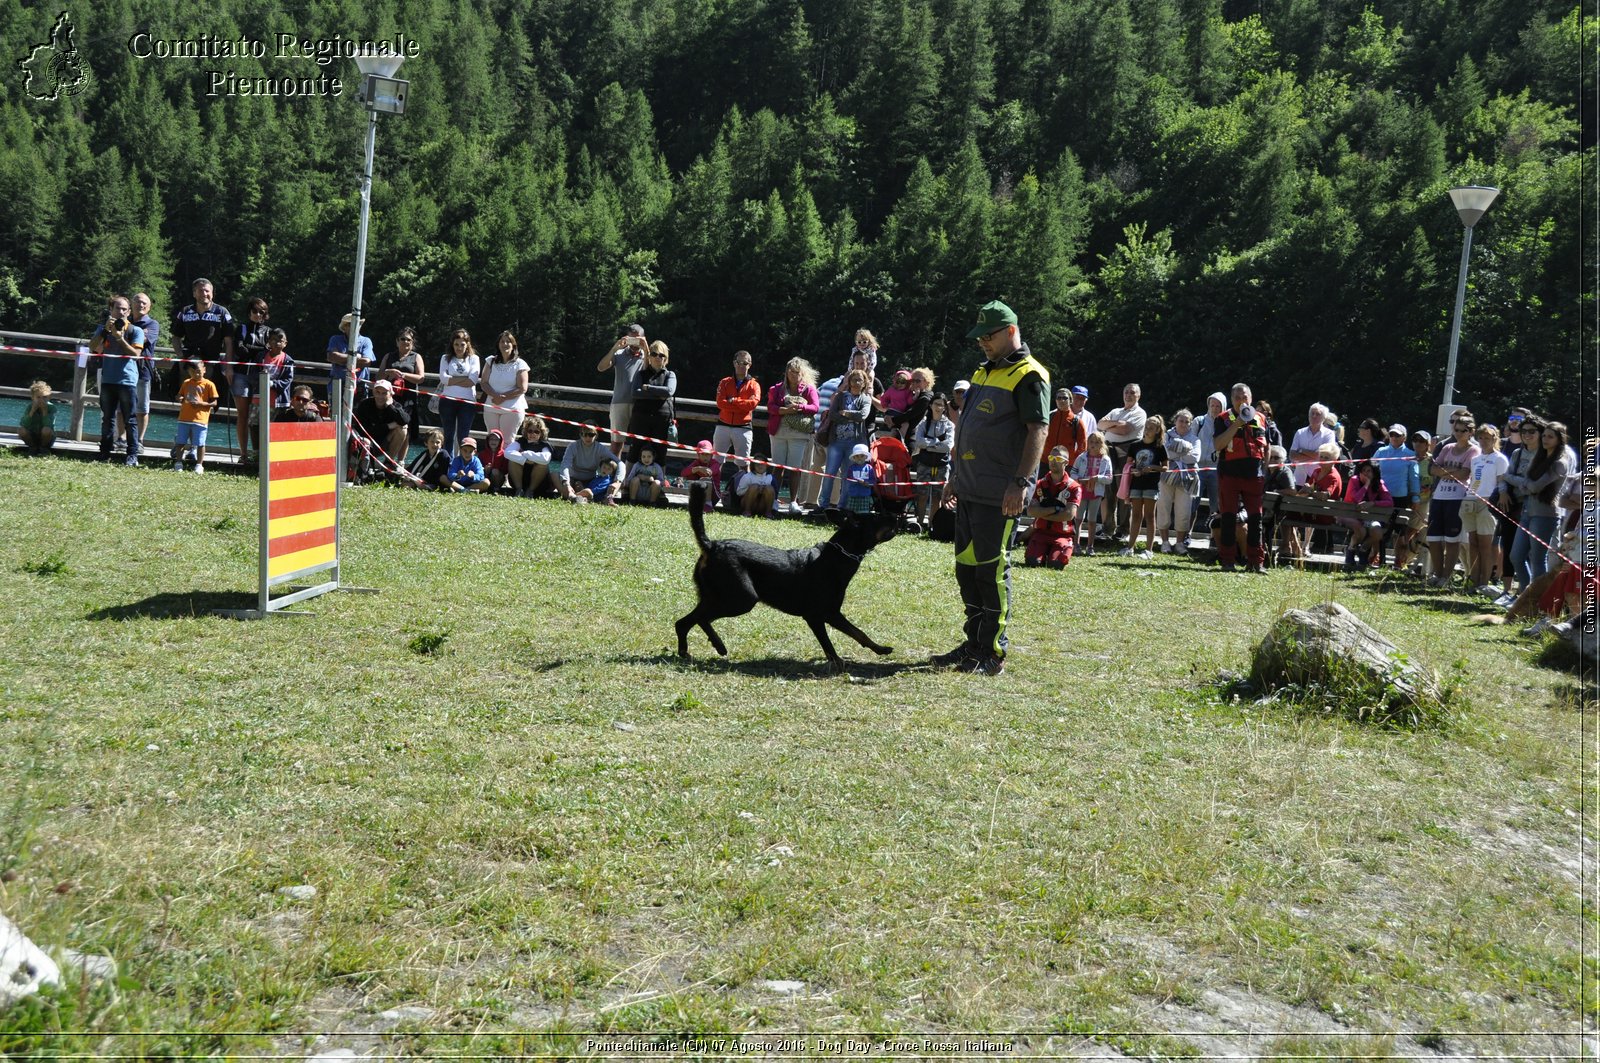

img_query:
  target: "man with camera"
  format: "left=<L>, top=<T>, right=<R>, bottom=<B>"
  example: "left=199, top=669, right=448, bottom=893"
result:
left=597, top=323, right=647, bottom=458
left=1211, top=382, right=1271, bottom=573
left=89, top=294, right=148, bottom=466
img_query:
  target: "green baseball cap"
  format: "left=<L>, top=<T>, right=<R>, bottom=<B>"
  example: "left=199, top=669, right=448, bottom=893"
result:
left=966, top=300, right=1018, bottom=339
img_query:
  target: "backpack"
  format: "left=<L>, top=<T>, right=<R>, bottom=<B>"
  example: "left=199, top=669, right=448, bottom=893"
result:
left=869, top=435, right=915, bottom=503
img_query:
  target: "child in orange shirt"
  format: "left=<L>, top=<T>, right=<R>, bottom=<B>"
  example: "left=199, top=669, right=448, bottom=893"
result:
left=171, top=359, right=219, bottom=473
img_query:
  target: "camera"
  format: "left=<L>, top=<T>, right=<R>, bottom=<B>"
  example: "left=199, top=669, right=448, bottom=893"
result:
left=106, top=314, right=127, bottom=333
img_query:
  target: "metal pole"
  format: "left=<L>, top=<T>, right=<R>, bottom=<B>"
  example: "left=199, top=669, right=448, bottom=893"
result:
left=1441, top=223, right=1475, bottom=408
left=258, top=369, right=271, bottom=617
left=343, top=109, right=378, bottom=480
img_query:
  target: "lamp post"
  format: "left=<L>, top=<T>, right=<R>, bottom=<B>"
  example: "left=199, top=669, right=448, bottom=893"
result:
left=1440, top=184, right=1499, bottom=413
left=339, top=54, right=407, bottom=480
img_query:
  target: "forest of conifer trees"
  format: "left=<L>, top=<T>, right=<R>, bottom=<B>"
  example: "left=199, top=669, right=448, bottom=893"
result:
left=1, top=0, right=1590, bottom=427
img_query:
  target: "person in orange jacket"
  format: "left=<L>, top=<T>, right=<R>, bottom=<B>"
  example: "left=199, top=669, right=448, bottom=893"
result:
left=714, top=349, right=760, bottom=470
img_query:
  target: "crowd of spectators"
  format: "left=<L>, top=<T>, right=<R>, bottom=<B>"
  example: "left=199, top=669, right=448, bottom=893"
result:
left=11, top=285, right=1593, bottom=639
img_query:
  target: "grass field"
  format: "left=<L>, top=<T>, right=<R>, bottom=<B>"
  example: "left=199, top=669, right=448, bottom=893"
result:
left=0, top=450, right=1592, bottom=1060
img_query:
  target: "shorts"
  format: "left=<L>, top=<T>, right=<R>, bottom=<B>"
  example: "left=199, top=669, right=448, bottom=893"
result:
left=174, top=421, right=208, bottom=449
left=1426, top=497, right=1467, bottom=543
left=1461, top=498, right=1498, bottom=537
left=135, top=375, right=151, bottom=414
left=1128, top=488, right=1158, bottom=500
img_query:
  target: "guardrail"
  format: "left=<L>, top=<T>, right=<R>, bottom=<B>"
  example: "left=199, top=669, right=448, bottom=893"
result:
left=0, top=330, right=774, bottom=456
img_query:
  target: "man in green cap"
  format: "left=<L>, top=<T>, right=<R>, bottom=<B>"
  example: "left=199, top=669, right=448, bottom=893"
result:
left=932, top=300, right=1051, bottom=675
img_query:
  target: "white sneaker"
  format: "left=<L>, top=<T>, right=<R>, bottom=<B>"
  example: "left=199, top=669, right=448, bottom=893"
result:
left=194, top=462, right=205, bottom=475
left=1492, top=592, right=1517, bottom=608
left=1118, top=547, right=1134, bottom=557
left=1136, top=549, right=1153, bottom=560
left=1522, top=617, right=1553, bottom=637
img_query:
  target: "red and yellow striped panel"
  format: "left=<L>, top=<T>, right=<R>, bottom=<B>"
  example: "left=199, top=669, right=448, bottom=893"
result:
left=266, top=421, right=338, bottom=579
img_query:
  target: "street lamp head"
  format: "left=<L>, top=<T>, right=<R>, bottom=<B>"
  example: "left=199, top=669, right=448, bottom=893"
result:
left=354, top=53, right=405, bottom=79
left=1448, top=185, right=1500, bottom=229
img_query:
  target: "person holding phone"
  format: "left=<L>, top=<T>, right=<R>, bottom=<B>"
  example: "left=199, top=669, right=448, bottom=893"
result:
left=598, top=323, right=647, bottom=458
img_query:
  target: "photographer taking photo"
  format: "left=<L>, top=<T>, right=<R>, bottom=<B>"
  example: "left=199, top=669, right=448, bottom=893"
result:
left=598, top=323, right=647, bottom=458
left=89, top=294, right=148, bottom=466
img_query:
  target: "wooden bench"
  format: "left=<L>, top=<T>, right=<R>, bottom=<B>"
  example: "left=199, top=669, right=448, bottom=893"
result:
left=1262, top=491, right=1412, bottom=566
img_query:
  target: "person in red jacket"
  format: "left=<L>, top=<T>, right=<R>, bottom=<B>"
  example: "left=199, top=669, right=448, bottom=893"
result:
left=1024, top=446, right=1083, bottom=569
left=1212, top=381, right=1271, bottom=573
left=714, top=349, right=760, bottom=469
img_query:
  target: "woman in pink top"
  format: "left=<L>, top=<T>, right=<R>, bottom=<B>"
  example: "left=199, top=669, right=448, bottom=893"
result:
left=765, top=357, right=820, bottom=513
left=1338, top=459, right=1393, bottom=571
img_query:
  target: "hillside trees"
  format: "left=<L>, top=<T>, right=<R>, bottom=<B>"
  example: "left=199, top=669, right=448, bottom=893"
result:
left=0, top=0, right=1583, bottom=426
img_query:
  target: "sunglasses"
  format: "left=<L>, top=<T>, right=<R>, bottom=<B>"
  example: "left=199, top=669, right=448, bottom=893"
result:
left=580, top=431, right=597, bottom=438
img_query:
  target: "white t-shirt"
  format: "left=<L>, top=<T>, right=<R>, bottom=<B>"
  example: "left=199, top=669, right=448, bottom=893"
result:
left=736, top=471, right=774, bottom=496
left=439, top=353, right=480, bottom=401
left=1431, top=441, right=1480, bottom=501
left=1290, top=425, right=1337, bottom=485
left=484, top=357, right=530, bottom=407
left=1099, top=404, right=1145, bottom=446
left=1468, top=450, right=1509, bottom=500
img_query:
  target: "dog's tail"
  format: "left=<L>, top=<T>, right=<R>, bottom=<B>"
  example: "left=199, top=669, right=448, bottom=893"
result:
left=688, top=483, right=713, bottom=551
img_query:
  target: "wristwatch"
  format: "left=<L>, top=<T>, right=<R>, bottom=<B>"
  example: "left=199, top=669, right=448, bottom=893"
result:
left=1013, top=475, right=1036, bottom=488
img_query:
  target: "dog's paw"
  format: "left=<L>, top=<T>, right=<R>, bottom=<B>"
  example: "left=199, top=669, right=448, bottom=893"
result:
left=873, top=645, right=894, bottom=656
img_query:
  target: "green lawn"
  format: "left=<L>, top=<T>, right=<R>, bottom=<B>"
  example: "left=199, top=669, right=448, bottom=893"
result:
left=0, top=450, right=1591, bottom=1060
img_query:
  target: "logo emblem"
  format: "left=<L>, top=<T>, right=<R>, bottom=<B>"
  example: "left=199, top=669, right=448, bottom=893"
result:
left=19, top=12, right=90, bottom=102
left=976, top=398, right=996, bottom=415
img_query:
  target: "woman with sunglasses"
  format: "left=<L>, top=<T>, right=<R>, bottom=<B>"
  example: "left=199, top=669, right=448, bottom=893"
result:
left=1502, top=420, right=1572, bottom=593
left=628, top=341, right=677, bottom=465
left=1424, top=413, right=1481, bottom=588
left=506, top=415, right=555, bottom=498
left=1493, top=417, right=1543, bottom=604
left=377, top=327, right=427, bottom=430
left=437, top=329, right=480, bottom=456
left=232, top=296, right=271, bottom=462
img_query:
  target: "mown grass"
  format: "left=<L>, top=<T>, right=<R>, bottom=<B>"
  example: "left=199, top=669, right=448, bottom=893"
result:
left=0, top=449, right=1591, bottom=1058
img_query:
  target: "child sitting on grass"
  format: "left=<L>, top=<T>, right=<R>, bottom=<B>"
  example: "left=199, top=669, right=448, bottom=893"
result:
left=681, top=441, right=720, bottom=512
left=578, top=457, right=619, bottom=505
left=407, top=428, right=451, bottom=489
left=446, top=436, right=490, bottom=492
left=19, top=381, right=56, bottom=456
left=171, top=359, right=219, bottom=473
left=625, top=445, right=669, bottom=505
left=736, top=455, right=777, bottom=517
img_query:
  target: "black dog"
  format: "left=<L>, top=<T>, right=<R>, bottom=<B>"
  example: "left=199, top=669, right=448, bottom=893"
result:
left=676, top=483, right=902, bottom=670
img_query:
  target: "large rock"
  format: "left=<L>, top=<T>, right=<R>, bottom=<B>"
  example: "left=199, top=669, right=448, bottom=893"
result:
left=1252, top=601, right=1440, bottom=708
left=1, top=913, right=60, bottom=1006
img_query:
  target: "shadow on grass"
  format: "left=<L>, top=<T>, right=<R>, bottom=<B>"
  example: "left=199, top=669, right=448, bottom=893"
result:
left=1387, top=594, right=1490, bottom=616
left=615, top=650, right=921, bottom=681
left=85, top=590, right=259, bottom=621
